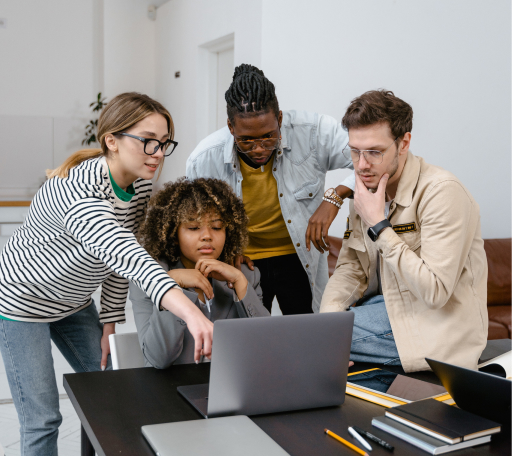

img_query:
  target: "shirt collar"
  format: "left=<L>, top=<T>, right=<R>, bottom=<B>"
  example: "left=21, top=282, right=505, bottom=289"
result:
left=393, top=151, right=420, bottom=208
left=280, top=124, right=290, bottom=150
left=223, top=134, right=236, bottom=164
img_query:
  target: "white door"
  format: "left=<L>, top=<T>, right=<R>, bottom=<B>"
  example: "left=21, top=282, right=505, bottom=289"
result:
left=216, top=48, right=234, bottom=130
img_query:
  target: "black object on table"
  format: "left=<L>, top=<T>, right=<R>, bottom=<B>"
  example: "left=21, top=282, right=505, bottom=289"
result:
left=64, top=359, right=511, bottom=456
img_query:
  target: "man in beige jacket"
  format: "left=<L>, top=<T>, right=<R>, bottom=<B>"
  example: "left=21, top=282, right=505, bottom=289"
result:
left=320, top=90, right=488, bottom=373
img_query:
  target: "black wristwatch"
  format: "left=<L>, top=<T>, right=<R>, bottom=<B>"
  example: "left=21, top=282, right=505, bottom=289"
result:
left=368, top=219, right=392, bottom=242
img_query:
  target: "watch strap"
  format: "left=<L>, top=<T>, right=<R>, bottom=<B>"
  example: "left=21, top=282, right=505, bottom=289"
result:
left=368, top=219, right=392, bottom=241
left=324, top=188, right=343, bottom=205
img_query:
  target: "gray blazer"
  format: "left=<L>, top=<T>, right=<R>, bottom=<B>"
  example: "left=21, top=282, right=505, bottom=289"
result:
left=129, top=259, right=269, bottom=368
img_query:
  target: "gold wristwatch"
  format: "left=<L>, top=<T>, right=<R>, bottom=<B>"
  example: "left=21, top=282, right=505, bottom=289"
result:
left=323, top=188, right=343, bottom=208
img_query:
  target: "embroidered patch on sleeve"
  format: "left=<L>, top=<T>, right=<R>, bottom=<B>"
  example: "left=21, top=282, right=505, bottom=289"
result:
left=392, top=222, right=417, bottom=233
left=344, top=230, right=352, bottom=239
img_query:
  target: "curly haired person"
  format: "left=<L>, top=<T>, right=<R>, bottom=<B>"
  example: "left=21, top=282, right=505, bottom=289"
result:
left=129, top=177, right=270, bottom=368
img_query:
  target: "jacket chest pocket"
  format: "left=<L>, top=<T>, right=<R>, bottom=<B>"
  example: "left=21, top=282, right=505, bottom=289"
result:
left=293, top=178, right=323, bottom=217
left=344, top=233, right=370, bottom=274
left=392, top=222, right=421, bottom=253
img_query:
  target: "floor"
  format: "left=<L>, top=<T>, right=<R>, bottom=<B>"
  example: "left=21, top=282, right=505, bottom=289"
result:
left=0, top=294, right=281, bottom=455
left=0, top=397, right=81, bottom=456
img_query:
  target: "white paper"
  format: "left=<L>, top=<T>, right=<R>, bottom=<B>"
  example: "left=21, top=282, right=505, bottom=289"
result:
left=478, top=350, right=512, bottom=379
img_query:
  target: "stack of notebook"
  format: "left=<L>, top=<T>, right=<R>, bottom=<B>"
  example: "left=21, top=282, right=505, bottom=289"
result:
left=372, top=399, right=501, bottom=454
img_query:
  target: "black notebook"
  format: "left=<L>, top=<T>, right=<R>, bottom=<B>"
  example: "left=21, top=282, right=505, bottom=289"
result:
left=385, top=399, right=501, bottom=444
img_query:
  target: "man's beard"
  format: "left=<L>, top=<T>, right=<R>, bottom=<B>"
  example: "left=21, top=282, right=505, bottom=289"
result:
left=360, top=150, right=399, bottom=192
left=386, top=150, right=400, bottom=180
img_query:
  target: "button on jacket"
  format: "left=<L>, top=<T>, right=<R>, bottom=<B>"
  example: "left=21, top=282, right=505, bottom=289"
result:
left=320, top=152, right=488, bottom=372
left=186, top=110, right=353, bottom=312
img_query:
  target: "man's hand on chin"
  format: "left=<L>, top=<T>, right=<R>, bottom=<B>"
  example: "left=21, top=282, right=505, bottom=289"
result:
left=354, top=173, right=389, bottom=227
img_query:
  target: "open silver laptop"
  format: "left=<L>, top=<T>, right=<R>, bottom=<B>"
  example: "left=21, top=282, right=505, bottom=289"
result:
left=142, top=415, right=290, bottom=456
left=178, top=312, right=354, bottom=418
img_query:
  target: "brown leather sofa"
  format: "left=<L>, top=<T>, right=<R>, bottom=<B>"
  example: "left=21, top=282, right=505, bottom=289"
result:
left=327, top=236, right=511, bottom=340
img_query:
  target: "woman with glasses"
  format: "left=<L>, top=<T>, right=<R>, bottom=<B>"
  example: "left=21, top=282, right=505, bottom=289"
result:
left=187, top=64, right=355, bottom=315
left=0, top=92, right=213, bottom=456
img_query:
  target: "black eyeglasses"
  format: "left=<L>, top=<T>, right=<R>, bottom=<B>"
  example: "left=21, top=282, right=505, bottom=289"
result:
left=117, top=133, right=178, bottom=157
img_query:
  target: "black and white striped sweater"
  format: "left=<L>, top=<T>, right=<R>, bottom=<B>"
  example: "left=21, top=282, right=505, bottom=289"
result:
left=0, top=157, right=177, bottom=323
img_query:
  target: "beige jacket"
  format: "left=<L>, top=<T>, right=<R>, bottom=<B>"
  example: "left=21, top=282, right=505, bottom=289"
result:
left=321, top=152, right=488, bottom=372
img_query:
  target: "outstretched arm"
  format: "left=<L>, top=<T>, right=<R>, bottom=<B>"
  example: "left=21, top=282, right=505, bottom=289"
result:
left=130, top=282, right=204, bottom=368
left=65, top=198, right=212, bottom=362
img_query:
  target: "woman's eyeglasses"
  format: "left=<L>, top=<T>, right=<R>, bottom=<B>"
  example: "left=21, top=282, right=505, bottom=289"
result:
left=117, top=133, right=178, bottom=157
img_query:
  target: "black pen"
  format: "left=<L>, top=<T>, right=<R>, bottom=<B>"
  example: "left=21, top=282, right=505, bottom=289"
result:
left=353, top=426, right=394, bottom=451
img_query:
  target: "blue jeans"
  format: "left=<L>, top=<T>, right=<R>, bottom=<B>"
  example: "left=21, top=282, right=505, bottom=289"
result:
left=0, top=303, right=111, bottom=456
left=349, top=294, right=401, bottom=365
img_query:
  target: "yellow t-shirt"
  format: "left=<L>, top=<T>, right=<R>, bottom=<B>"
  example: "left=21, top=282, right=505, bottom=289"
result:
left=240, top=157, right=296, bottom=260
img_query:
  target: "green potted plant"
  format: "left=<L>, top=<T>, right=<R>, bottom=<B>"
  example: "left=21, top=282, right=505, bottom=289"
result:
left=82, top=93, right=107, bottom=146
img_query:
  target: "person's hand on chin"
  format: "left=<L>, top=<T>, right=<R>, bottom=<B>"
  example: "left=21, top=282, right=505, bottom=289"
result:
left=354, top=173, right=389, bottom=227
left=195, top=258, right=248, bottom=300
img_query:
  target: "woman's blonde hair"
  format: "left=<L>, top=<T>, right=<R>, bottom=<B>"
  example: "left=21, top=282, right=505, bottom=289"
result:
left=47, top=92, right=174, bottom=179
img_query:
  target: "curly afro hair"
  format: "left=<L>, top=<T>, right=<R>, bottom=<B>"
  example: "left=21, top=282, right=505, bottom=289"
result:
left=138, top=177, right=249, bottom=265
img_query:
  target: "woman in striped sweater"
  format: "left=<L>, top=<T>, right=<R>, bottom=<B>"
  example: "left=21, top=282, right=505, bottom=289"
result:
left=0, top=93, right=213, bottom=456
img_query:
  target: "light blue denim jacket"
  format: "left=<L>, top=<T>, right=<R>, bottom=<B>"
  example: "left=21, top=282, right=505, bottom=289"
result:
left=186, top=110, right=354, bottom=312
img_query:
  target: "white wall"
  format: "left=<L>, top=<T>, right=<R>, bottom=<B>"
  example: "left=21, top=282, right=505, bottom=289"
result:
left=0, top=0, right=158, bottom=200
left=154, top=0, right=263, bottom=185
left=0, top=0, right=101, bottom=198
left=104, top=0, right=157, bottom=98
left=260, top=0, right=511, bottom=239
left=0, top=0, right=101, bottom=118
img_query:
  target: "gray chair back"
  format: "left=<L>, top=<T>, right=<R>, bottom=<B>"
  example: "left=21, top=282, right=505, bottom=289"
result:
left=109, top=332, right=145, bottom=370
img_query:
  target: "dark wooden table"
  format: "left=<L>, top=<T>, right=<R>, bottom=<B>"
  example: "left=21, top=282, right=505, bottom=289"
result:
left=64, top=349, right=511, bottom=456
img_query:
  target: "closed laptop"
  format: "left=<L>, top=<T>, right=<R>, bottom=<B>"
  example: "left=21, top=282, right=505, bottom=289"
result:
left=142, top=415, right=290, bottom=456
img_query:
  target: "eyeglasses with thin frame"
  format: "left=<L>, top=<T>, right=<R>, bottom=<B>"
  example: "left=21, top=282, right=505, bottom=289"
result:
left=342, top=137, right=399, bottom=165
left=234, top=129, right=281, bottom=154
left=117, top=133, right=178, bottom=157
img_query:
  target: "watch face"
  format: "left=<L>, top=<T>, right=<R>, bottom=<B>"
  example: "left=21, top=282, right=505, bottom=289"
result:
left=324, top=188, right=335, bottom=198
left=367, top=227, right=377, bottom=242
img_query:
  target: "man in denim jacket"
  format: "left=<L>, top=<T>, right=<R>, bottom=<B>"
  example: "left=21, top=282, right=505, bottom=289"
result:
left=186, top=64, right=354, bottom=314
